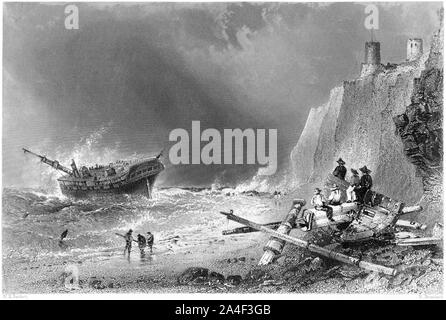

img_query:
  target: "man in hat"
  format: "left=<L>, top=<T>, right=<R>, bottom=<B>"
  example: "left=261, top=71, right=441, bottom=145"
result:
left=146, top=231, right=154, bottom=254
left=333, top=158, right=347, bottom=180
left=346, top=168, right=360, bottom=202
left=358, top=166, right=373, bottom=202
left=123, top=229, right=133, bottom=257
left=328, top=184, right=342, bottom=205
left=311, top=188, right=335, bottom=222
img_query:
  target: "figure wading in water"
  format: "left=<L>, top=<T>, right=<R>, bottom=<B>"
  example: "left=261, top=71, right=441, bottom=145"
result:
left=123, top=229, right=133, bottom=257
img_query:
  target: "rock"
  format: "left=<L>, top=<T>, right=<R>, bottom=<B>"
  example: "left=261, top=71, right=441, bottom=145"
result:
left=245, top=268, right=272, bottom=282
left=392, top=273, right=413, bottom=287
left=239, top=257, right=246, bottom=262
left=364, top=272, right=389, bottom=290
left=226, top=275, right=242, bottom=286
left=401, top=265, right=425, bottom=278
left=192, top=276, right=208, bottom=284
left=376, top=251, right=400, bottom=266
left=308, top=257, right=323, bottom=271
left=376, top=277, right=390, bottom=290
left=177, top=267, right=209, bottom=285
left=394, top=246, right=412, bottom=254
left=88, top=277, right=106, bottom=290
left=422, top=259, right=432, bottom=267
left=208, top=271, right=225, bottom=283
left=338, top=267, right=364, bottom=279
left=106, top=279, right=120, bottom=289
left=402, top=250, right=431, bottom=265
left=325, top=266, right=341, bottom=276
left=259, top=280, right=276, bottom=287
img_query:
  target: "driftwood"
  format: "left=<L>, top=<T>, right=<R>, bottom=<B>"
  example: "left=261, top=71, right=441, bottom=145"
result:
left=222, top=204, right=423, bottom=235
left=220, top=210, right=397, bottom=276
left=395, top=219, right=427, bottom=230
left=394, top=237, right=442, bottom=246
left=259, top=199, right=306, bottom=265
left=223, top=222, right=281, bottom=235
left=223, top=202, right=358, bottom=236
left=400, top=206, right=423, bottom=215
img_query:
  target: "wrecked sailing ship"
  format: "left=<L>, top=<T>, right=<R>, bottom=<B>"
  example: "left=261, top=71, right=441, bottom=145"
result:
left=22, top=148, right=164, bottom=198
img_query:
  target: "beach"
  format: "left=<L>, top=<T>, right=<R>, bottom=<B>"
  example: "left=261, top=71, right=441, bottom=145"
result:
left=2, top=188, right=443, bottom=296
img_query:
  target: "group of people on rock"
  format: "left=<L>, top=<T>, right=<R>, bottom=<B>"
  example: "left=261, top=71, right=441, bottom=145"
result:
left=310, top=158, right=374, bottom=222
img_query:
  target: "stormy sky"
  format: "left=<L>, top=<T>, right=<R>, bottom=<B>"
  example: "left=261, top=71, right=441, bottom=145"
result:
left=2, top=2, right=442, bottom=188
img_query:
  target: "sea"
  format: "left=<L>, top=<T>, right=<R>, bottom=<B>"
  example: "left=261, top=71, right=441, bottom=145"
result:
left=2, top=186, right=281, bottom=266
left=2, top=126, right=290, bottom=268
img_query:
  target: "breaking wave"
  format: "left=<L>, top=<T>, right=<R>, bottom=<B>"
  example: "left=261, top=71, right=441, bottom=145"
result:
left=2, top=186, right=277, bottom=264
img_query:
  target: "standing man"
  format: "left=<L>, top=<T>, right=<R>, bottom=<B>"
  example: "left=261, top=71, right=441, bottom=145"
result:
left=333, top=158, right=347, bottom=180
left=146, top=232, right=154, bottom=254
left=328, top=184, right=342, bottom=205
left=137, top=233, right=147, bottom=256
left=59, top=229, right=69, bottom=249
left=274, top=191, right=282, bottom=207
left=311, top=188, right=335, bottom=222
left=346, top=169, right=360, bottom=203
left=123, top=229, right=133, bottom=257
left=358, top=166, right=373, bottom=202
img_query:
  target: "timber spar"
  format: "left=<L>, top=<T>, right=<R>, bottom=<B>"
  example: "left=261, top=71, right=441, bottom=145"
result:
left=220, top=210, right=397, bottom=276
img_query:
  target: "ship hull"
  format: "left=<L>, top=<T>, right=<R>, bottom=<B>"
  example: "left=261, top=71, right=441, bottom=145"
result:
left=59, top=174, right=159, bottom=198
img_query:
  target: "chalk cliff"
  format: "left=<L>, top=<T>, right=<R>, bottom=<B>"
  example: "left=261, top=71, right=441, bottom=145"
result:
left=290, top=21, right=443, bottom=206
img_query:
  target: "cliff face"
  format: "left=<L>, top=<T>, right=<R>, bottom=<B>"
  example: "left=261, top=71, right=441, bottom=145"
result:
left=290, top=86, right=343, bottom=186
left=394, top=18, right=443, bottom=202
left=290, top=26, right=443, bottom=204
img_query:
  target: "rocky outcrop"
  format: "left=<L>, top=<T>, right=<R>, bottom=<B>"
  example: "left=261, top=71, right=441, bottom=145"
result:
left=291, top=59, right=427, bottom=202
left=394, top=13, right=443, bottom=201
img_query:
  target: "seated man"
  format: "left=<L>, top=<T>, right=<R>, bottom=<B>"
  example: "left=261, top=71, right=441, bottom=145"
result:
left=328, top=184, right=342, bottom=205
left=295, top=209, right=314, bottom=231
left=346, top=168, right=360, bottom=203
left=311, top=188, right=335, bottom=222
left=288, top=200, right=314, bottom=232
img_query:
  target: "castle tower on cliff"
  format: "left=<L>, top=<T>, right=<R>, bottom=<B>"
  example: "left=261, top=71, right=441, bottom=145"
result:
left=365, top=41, right=381, bottom=64
left=406, top=38, right=423, bottom=61
left=360, top=41, right=382, bottom=77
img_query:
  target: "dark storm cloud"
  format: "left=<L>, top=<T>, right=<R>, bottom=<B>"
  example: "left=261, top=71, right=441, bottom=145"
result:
left=222, top=3, right=267, bottom=49
left=3, top=2, right=442, bottom=187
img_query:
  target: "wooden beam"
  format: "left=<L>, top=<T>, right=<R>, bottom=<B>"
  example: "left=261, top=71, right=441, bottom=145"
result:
left=220, top=210, right=397, bottom=276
